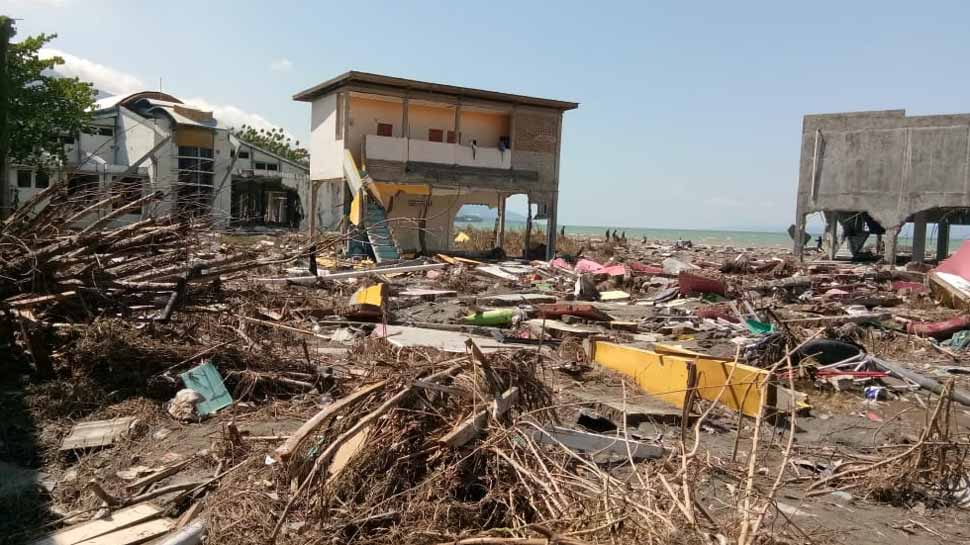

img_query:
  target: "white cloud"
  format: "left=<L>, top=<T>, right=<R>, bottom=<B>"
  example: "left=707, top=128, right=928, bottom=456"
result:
left=39, top=48, right=298, bottom=140
left=270, top=58, right=293, bottom=72
left=40, top=47, right=145, bottom=96
left=11, top=0, right=69, bottom=6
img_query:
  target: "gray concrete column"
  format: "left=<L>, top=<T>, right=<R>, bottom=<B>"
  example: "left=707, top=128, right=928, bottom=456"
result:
left=911, top=212, right=927, bottom=264
left=523, top=196, right=532, bottom=259
left=884, top=226, right=900, bottom=266
left=793, top=214, right=806, bottom=261
left=495, top=194, right=506, bottom=248
left=937, top=221, right=951, bottom=262
left=827, top=212, right=839, bottom=260
left=545, top=195, right=558, bottom=260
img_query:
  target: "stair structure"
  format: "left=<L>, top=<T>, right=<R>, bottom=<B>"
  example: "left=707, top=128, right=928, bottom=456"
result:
left=343, top=150, right=400, bottom=263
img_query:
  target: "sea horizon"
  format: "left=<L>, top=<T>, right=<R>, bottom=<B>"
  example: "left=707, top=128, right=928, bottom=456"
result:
left=455, top=220, right=963, bottom=250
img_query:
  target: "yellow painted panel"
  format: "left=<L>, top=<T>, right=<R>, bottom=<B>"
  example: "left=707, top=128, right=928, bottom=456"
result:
left=694, top=358, right=766, bottom=417
left=591, top=342, right=690, bottom=409
left=590, top=342, right=769, bottom=418
left=350, top=284, right=385, bottom=308
left=349, top=190, right=363, bottom=226
left=370, top=182, right=430, bottom=208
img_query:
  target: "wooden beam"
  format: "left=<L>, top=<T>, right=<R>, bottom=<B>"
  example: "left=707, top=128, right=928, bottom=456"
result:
left=274, top=380, right=387, bottom=463
left=440, top=387, right=519, bottom=447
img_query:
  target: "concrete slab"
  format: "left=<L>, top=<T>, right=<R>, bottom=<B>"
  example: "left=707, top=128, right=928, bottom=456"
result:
left=373, top=324, right=504, bottom=353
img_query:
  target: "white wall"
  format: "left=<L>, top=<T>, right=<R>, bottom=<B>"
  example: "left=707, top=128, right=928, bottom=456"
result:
left=116, top=107, right=159, bottom=166
left=309, top=93, right=344, bottom=180
left=365, top=135, right=406, bottom=163
left=368, top=136, right=511, bottom=169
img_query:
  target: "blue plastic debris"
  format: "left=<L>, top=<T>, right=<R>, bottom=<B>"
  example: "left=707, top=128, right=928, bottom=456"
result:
left=179, top=360, right=232, bottom=416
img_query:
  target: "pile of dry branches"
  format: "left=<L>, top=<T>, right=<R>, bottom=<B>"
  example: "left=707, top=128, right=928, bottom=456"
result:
left=807, top=380, right=970, bottom=508
left=0, top=182, right=303, bottom=327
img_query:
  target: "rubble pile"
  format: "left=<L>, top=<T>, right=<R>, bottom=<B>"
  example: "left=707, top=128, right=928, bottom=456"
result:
left=6, top=207, right=970, bottom=545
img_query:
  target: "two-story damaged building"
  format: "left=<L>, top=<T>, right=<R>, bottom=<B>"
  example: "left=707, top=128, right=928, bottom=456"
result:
left=294, top=71, right=577, bottom=261
left=4, top=91, right=310, bottom=229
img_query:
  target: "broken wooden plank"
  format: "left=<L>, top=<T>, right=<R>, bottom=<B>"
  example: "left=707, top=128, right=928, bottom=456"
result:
left=526, top=319, right=598, bottom=338
left=5, top=291, right=77, bottom=307
left=781, top=312, right=889, bottom=325
left=258, top=263, right=447, bottom=284
left=440, top=387, right=520, bottom=448
left=124, top=458, right=194, bottom=491
left=60, top=417, right=138, bottom=451
left=327, top=425, right=371, bottom=479
left=29, top=504, right=162, bottom=545
left=275, top=380, right=387, bottom=463
left=475, top=265, right=520, bottom=282
left=398, top=288, right=457, bottom=299
left=537, top=303, right=612, bottom=322
left=478, top=293, right=557, bottom=306
left=71, top=519, right=173, bottom=545
left=528, top=425, right=664, bottom=460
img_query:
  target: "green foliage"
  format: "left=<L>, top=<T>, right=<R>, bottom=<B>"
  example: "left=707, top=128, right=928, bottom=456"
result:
left=6, top=31, right=96, bottom=165
left=232, top=124, right=309, bottom=165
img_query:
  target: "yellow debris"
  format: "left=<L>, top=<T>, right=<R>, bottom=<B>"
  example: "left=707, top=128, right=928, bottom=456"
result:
left=587, top=341, right=772, bottom=418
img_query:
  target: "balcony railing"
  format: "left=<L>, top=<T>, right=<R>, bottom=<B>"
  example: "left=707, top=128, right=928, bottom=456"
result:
left=365, top=135, right=511, bottom=170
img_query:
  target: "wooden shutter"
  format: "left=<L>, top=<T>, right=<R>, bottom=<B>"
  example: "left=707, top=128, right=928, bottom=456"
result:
left=428, top=129, right=444, bottom=142
left=377, top=123, right=393, bottom=137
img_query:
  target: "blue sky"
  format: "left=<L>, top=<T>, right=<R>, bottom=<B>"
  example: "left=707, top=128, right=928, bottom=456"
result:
left=8, top=0, right=970, bottom=231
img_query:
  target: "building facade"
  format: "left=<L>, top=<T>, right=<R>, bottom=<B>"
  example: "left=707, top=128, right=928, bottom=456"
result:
left=4, top=91, right=310, bottom=230
left=294, top=71, right=577, bottom=259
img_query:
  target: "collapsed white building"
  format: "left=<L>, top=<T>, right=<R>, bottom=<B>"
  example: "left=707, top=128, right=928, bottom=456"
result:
left=3, top=91, right=310, bottom=229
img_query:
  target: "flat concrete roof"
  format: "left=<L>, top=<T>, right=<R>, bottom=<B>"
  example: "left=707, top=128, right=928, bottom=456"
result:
left=293, top=71, right=579, bottom=111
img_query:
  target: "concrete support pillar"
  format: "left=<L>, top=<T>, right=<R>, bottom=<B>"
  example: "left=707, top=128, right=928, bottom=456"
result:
left=453, top=103, right=462, bottom=144
left=401, top=97, right=409, bottom=139
left=937, top=221, right=951, bottom=262
left=793, top=214, right=806, bottom=261
left=545, top=195, right=558, bottom=260
left=495, top=194, right=506, bottom=248
left=308, top=180, right=318, bottom=236
left=884, top=226, right=900, bottom=266
left=523, top=196, right=532, bottom=259
left=911, top=212, right=927, bottom=264
left=827, top=212, right=839, bottom=260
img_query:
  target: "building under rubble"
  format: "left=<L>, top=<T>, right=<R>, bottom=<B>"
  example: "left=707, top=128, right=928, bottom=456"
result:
left=793, top=109, right=970, bottom=264
left=294, top=71, right=578, bottom=261
left=3, top=91, right=310, bottom=229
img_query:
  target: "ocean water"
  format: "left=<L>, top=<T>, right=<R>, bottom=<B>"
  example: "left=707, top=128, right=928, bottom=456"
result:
left=456, top=220, right=970, bottom=250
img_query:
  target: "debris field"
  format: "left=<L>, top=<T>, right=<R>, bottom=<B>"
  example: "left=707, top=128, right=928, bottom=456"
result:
left=4, top=184, right=970, bottom=545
